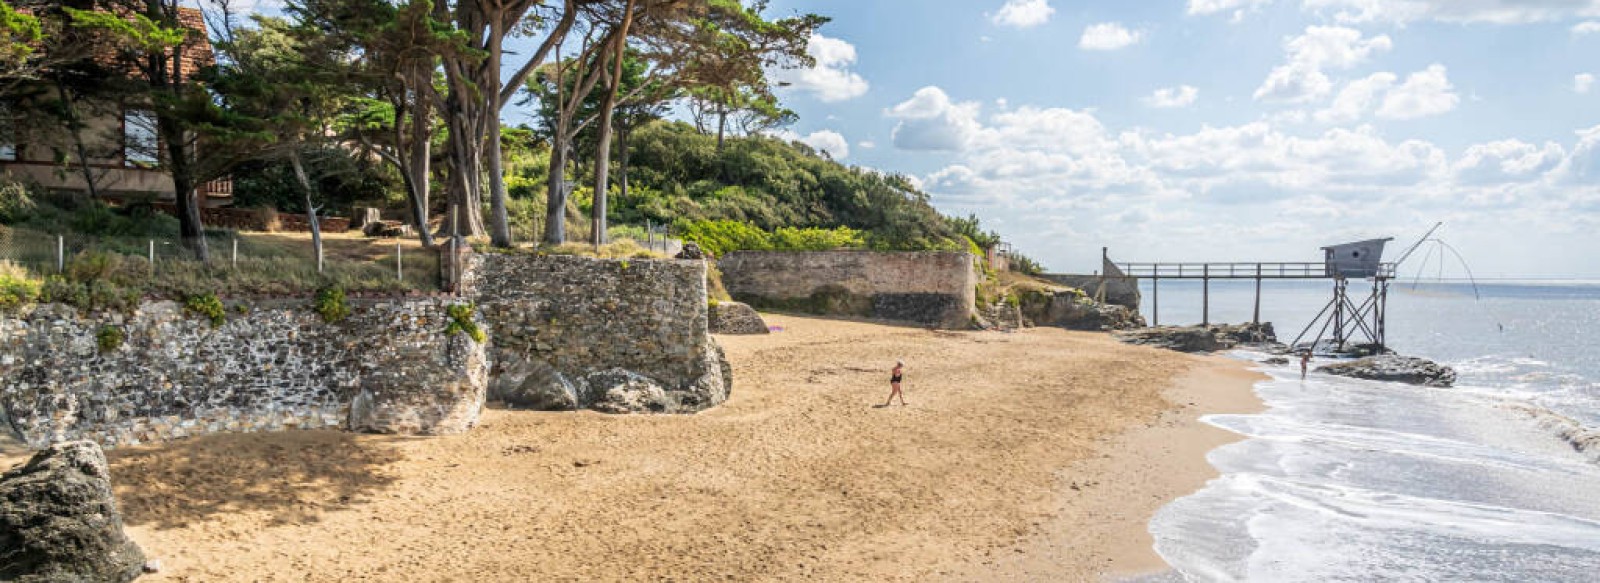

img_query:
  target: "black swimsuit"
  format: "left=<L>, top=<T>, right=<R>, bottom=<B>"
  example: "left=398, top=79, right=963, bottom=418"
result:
left=891, top=371, right=902, bottom=383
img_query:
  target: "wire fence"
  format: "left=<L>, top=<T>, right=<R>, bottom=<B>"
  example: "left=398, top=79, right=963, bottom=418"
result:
left=0, top=224, right=442, bottom=296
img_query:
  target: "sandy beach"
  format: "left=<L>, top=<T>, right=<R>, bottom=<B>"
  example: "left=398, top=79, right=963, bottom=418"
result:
left=2, top=314, right=1260, bottom=581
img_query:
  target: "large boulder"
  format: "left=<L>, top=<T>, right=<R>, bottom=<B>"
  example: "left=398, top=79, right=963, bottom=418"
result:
left=1115, top=326, right=1228, bottom=353
left=1, top=441, right=146, bottom=583
left=491, top=360, right=582, bottom=411
left=1316, top=354, right=1457, bottom=387
left=587, top=369, right=672, bottom=414
left=708, top=301, right=769, bottom=335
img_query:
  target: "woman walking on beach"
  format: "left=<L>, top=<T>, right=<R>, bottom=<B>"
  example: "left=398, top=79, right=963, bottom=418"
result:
left=1300, top=351, right=1311, bottom=380
left=884, top=361, right=907, bottom=406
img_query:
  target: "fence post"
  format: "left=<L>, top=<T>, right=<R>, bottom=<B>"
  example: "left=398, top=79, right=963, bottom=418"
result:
left=148, top=240, right=155, bottom=276
left=396, top=241, right=403, bottom=282
left=56, top=235, right=63, bottom=273
left=232, top=238, right=238, bottom=270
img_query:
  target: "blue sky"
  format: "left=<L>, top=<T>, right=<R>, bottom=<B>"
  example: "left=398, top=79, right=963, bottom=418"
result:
left=236, top=0, right=1600, bottom=277
left=754, top=0, right=1600, bottom=277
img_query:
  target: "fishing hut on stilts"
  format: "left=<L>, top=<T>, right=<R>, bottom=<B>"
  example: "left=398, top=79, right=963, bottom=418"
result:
left=1106, top=238, right=1401, bottom=354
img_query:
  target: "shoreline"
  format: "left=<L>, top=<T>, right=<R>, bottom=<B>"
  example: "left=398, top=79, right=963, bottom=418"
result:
left=941, top=355, right=1267, bottom=581
left=1, top=315, right=1264, bottom=581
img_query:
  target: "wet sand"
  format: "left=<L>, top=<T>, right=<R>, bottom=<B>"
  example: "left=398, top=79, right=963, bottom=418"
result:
left=2, top=314, right=1260, bottom=581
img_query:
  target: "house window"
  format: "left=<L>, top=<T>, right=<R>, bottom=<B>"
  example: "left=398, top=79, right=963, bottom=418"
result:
left=0, top=103, right=15, bottom=162
left=124, top=109, right=159, bottom=167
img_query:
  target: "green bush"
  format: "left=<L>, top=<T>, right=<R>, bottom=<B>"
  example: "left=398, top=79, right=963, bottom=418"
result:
left=0, top=179, right=37, bottom=223
left=313, top=286, right=351, bottom=323
left=184, top=293, right=226, bottom=327
left=444, top=303, right=486, bottom=343
left=96, top=325, right=123, bottom=352
left=0, top=261, right=40, bottom=309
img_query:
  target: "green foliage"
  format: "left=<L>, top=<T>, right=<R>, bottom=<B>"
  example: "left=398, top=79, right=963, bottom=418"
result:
left=0, top=1, right=42, bottom=66
left=230, top=146, right=401, bottom=212
left=444, top=303, right=486, bottom=344
left=95, top=325, right=123, bottom=353
left=313, top=285, right=351, bottom=323
left=0, top=260, right=39, bottom=309
left=674, top=220, right=867, bottom=257
left=1010, top=253, right=1046, bottom=276
left=184, top=293, right=227, bottom=327
left=0, top=178, right=35, bottom=223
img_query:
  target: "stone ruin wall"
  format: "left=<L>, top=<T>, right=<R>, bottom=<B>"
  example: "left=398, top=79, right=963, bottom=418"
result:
left=465, top=253, right=730, bottom=414
left=0, top=253, right=730, bottom=449
left=0, top=298, right=488, bottom=449
left=717, top=251, right=977, bottom=329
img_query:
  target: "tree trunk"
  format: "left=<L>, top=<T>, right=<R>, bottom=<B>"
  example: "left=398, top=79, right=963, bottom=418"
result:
left=543, top=139, right=567, bottom=245
left=716, top=103, right=727, bottom=152
left=485, top=17, right=512, bottom=249
left=589, top=0, right=636, bottom=247
left=54, top=82, right=100, bottom=199
left=289, top=149, right=323, bottom=273
left=406, top=75, right=434, bottom=247
left=159, top=116, right=207, bottom=261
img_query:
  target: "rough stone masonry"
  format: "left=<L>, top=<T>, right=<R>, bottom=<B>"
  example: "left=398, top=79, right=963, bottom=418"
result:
left=0, top=252, right=733, bottom=449
left=717, top=251, right=977, bottom=329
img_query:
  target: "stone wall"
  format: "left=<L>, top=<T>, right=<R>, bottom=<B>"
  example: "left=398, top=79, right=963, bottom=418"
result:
left=0, top=298, right=488, bottom=449
left=717, top=251, right=977, bottom=329
left=1039, top=274, right=1141, bottom=310
left=465, top=253, right=730, bottom=414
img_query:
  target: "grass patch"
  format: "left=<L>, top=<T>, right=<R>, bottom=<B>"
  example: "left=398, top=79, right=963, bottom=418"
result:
left=0, top=260, right=41, bottom=309
left=96, top=325, right=123, bottom=352
left=184, top=293, right=227, bottom=327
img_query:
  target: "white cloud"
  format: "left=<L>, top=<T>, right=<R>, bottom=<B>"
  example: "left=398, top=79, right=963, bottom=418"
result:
left=858, top=140, right=877, bottom=149
left=775, top=129, right=851, bottom=159
left=1255, top=26, right=1392, bottom=103
left=1376, top=64, right=1459, bottom=119
left=1144, top=85, right=1200, bottom=108
left=1577, top=73, right=1596, bottom=94
left=1302, top=0, right=1600, bottom=24
left=885, top=86, right=985, bottom=152
left=1577, top=21, right=1600, bottom=34
left=1453, top=140, right=1566, bottom=185
left=1315, top=72, right=1396, bottom=123
left=1188, top=0, right=1276, bottom=15
left=991, top=0, right=1055, bottom=29
left=770, top=34, right=869, bottom=103
left=1079, top=23, right=1144, bottom=51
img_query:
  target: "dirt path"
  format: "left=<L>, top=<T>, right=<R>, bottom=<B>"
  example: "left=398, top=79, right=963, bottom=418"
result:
left=7, top=314, right=1255, bottom=581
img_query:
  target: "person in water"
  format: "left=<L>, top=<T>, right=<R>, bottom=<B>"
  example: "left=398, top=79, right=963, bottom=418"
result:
left=884, top=361, right=907, bottom=406
left=1300, top=351, right=1312, bottom=379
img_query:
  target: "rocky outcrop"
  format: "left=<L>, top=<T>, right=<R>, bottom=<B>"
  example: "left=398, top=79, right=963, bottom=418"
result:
left=1047, top=298, right=1145, bottom=331
left=0, top=441, right=145, bottom=583
left=708, top=301, right=769, bottom=335
left=1315, top=355, right=1457, bottom=387
left=675, top=242, right=707, bottom=260
left=347, top=329, right=489, bottom=435
left=1115, top=322, right=1278, bottom=353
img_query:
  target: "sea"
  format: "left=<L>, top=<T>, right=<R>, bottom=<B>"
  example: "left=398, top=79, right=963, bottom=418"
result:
left=1134, top=279, right=1600, bottom=582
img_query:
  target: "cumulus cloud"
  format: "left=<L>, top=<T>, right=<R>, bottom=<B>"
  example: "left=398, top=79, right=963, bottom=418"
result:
left=1144, top=85, right=1201, bottom=108
left=1577, top=21, right=1600, bottom=34
left=770, top=34, right=869, bottom=103
left=1301, top=0, right=1600, bottom=24
left=1376, top=64, right=1459, bottom=119
left=773, top=129, right=851, bottom=159
left=1315, top=72, right=1397, bottom=123
left=885, top=86, right=984, bottom=152
left=1577, top=73, right=1596, bottom=94
left=991, top=0, right=1055, bottom=29
left=1255, top=26, right=1392, bottom=103
left=1079, top=23, right=1144, bottom=51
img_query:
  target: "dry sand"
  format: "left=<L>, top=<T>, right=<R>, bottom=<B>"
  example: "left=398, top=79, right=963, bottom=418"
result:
left=2, top=314, right=1261, bottom=581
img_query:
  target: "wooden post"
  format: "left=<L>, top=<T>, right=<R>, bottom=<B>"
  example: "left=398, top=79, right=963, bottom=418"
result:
left=1253, top=263, right=1262, bottom=325
left=396, top=241, right=404, bottom=282
left=1151, top=274, right=1159, bottom=326
left=1202, top=264, right=1210, bottom=327
left=55, top=235, right=63, bottom=273
left=231, top=238, right=238, bottom=270
left=148, top=240, right=155, bottom=275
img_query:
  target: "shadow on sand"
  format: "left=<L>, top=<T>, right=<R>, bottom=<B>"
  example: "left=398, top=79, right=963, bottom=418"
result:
left=105, top=430, right=404, bottom=530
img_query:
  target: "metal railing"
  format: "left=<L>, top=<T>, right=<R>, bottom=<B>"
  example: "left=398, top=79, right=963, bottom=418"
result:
left=1117, top=261, right=1397, bottom=280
